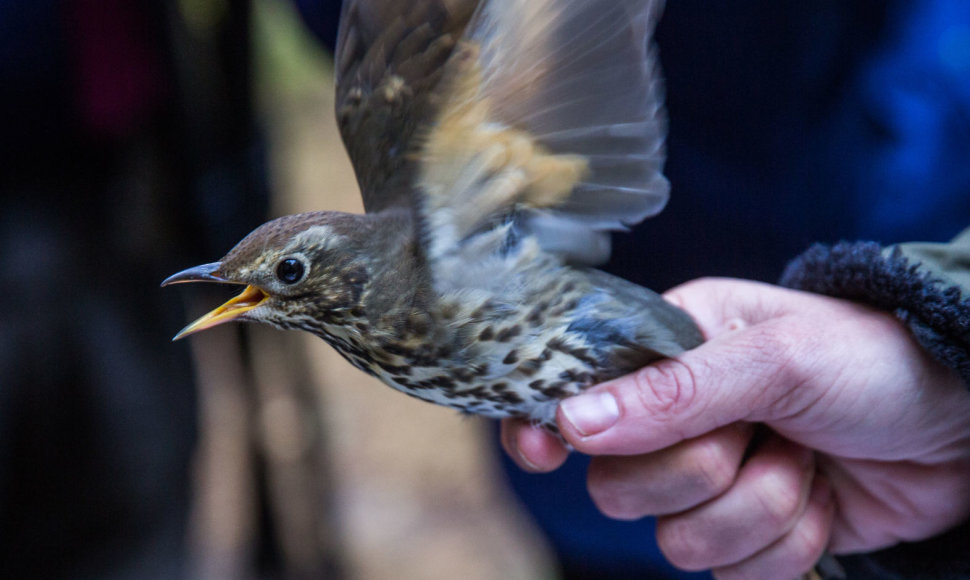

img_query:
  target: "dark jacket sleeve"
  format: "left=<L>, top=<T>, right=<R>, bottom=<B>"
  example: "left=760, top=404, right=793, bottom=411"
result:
left=780, top=228, right=970, bottom=579
left=781, top=228, right=970, bottom=385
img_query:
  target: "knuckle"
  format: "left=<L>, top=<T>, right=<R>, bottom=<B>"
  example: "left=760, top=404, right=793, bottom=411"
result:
left=586, top=462, right=626, bottom=518
left=587, top=461, right=646, bottom=520
left=633, top=358, right=700, bottom=420
left=683, top=437, right=738, bottom=497
left=754, top=471, right=804, bottom=530
left=787, top=531, right=827, bottom=575
left=655, top=517, right=710, bottom=571
left=588, top=486, right=639, bottom=521
left=788, top=505, right=832, bottom=571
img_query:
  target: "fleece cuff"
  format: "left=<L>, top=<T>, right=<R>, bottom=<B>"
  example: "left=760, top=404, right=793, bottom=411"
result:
left=780, top=241, right=970, bottom=385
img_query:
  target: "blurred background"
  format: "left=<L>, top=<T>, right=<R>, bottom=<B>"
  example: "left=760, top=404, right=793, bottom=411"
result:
left=3, top=0, right=968, bottom=578
left=0, top=0, right=554, bottom=578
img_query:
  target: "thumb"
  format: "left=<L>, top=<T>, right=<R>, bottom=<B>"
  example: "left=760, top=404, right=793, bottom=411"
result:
left=557, top=316, right=803, bottom=455
left=663, top=277, right=790, bottom=340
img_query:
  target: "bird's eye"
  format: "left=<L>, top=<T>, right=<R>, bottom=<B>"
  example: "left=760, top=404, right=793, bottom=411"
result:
left=275, top=258, right=305, bottom=284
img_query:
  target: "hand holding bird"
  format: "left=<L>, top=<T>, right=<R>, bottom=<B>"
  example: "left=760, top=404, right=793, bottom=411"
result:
left=504, top=278, right=970, bottom=580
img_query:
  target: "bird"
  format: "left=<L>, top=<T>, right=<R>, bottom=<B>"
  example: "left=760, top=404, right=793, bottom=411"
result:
left=163, top=0, right=704, bottom=431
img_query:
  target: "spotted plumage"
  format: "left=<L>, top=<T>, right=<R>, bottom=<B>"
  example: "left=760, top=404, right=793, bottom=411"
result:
left=163, top=0, right=703, bottom=430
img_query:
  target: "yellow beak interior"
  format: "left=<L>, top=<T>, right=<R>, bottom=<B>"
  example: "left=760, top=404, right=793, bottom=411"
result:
left=173, top=285, right=269, bottom=341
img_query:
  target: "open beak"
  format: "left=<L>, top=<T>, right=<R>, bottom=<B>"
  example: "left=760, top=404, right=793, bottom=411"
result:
left=163, top=262, right=269, bottom=341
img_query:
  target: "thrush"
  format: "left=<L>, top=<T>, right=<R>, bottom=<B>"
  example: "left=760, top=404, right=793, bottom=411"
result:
left=163, top=0, right=704, bottom=430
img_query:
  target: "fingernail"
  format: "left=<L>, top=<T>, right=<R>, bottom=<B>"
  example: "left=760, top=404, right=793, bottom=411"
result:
left=560, top=392, right=619, bottom=436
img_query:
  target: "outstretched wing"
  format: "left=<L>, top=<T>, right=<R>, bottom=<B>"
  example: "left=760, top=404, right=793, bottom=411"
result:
left=333, top=0, right=476, bottom=212
left=417, top=0, right=668, bottom=265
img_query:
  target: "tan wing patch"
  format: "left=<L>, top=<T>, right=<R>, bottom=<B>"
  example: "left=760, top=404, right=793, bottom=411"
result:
left=417, top=42, right=589, bottom=259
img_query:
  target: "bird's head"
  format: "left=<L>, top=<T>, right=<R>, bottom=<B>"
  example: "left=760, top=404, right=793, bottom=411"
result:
left=163, top=212, right=371, bottom=339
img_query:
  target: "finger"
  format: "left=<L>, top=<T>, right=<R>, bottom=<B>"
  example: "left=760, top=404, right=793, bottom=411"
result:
left=656, top=436, right=815, bottom=571
left=712, top=477, right=835, bottom=580
left=557, top=316, right=809, bottom=455
left=500, top=418, right=569, bottom=472
left=587, top=423, right=754, bottom=520
left=663, top=277, right=753, bottom=340
left=663, top=277, right=793, bottom=340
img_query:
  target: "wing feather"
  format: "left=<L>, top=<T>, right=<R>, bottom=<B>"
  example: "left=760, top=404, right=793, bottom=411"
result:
left=333, top=0, right=476, bottom=212
left=416, top=0, right=668, bottom=265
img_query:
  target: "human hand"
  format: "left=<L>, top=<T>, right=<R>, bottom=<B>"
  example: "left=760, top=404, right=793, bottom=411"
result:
left=501, top=278, right=970, bottom=579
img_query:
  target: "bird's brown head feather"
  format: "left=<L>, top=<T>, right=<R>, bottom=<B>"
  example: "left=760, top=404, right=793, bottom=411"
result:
left=164, top=211, right=375, bottom=339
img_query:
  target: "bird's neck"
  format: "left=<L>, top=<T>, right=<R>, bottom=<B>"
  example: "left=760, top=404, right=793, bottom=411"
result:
left=349, top=208, right=435, bottom=334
